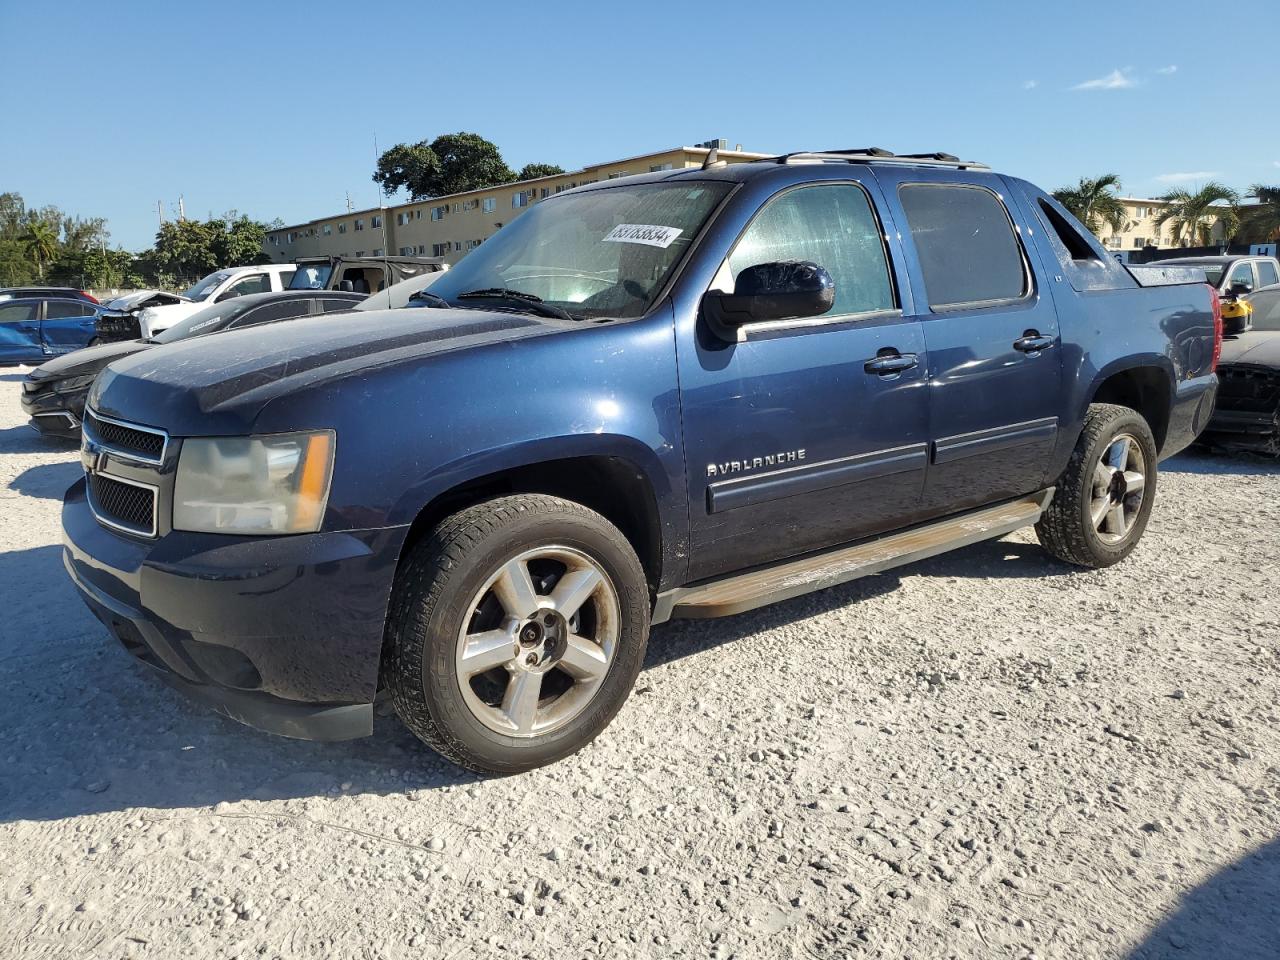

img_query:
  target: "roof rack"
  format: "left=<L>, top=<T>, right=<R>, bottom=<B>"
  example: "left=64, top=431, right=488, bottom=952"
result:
left=765, top=149, right=988, bottom=170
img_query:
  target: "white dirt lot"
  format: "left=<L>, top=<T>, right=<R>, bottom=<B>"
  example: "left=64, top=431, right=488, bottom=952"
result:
left=1, top=369, right=1278, bottom=960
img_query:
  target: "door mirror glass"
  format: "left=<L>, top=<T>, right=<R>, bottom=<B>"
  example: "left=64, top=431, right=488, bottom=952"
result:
left=1230, top=280, right=1253, bottom=296
left=706, top=260, right=835, bottom=328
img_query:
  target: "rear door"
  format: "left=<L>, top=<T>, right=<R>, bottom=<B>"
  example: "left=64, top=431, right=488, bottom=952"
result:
left=41, top=298, right=99, bottom=354
left=0, top=300, right=42, bottom=364
left=875, top=169, right=1063, bottom=515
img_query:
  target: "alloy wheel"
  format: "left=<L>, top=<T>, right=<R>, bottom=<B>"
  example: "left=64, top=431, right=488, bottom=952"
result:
left=1090, top=433, right=1147, bottom=545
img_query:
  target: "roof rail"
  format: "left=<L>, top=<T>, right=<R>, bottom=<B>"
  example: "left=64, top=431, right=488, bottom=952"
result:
left=766, top=150, right=988, bottom=171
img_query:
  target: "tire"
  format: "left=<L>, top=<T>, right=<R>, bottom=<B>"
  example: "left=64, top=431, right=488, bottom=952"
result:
left=1035, top=403, right=1158, bottom=568
left=386, top=494, right=650, bottom=774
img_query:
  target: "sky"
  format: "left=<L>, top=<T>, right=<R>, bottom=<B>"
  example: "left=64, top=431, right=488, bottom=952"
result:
left=3, top=0, right=1276, bottom=252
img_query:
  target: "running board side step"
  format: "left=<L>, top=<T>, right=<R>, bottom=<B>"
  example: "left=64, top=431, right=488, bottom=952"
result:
left=653, top=489, right=1054, bottom=623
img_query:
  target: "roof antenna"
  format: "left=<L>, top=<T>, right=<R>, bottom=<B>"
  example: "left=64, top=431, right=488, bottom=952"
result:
left=701, top=145, right=722, bottom=170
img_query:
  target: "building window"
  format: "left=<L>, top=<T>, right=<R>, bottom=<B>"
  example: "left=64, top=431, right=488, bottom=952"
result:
left=323, top=224, right=332, bottom=236
left=482, top=197, right=496, bottom=213
left=416, top=209, right=422, bottom=219
left=287, top=231, right=296, bottom=242
left=372, top=248, right=383, bottom=256
left=432, top=242, right=450, bottom=257
left=512, top=191, right=530, bottom=209
left=371, top=215, right=382, bottom=228
left=649, top=162, right=674, bottom=172
left=452, top=203, right=460, bottom=213
left=540, top=187, right=550, bottom=199
left=338, top=222, right=347, bottom=234
left=399, top=245, right=413, bottom=255
left=431, top=205, right=447, bottom=221
left=607, top=171, right=630, bottom=179
left=355, top=219, right=364, bottom=231
left=1133, top=237, right=1146, bottom=249
left=454, top=241, right=462, bottom=252
left=355, top=250, right=364, bottom=257
left=269, top=235, right=278, bottom=245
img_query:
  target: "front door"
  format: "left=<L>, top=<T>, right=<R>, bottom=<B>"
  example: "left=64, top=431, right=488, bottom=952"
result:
left=0, top=300, right=42, bottom=364
left=677, top=180, right=931, bottom=582
left=877, top=171, right=1063, bottom=515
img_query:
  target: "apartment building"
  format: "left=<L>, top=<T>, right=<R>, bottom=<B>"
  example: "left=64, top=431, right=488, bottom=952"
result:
left=264, top=142, right=768, bottom=266
left=1098, top=197, right=1232, bottom=251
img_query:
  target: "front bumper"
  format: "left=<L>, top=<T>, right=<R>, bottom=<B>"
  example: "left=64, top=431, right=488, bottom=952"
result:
left=62, top=478, right=408, bottom=741
left=1202, top=364, right=1279, bottom=452
left=21, top=380, right=87, bottom=439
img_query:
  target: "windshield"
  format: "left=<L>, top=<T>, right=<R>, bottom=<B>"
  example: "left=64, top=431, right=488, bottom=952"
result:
left=426, top=181, right=733, bottom=320
left=150, top=300, right=249, bottom=343
left=181, top=271, right=232, bottom=302
left=289, top=263, right=333, bottom=289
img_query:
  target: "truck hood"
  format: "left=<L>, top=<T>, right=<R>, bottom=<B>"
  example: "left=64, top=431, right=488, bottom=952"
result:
left=90, top=307, right=556, bottom=435
left=30, top=339, right=150, bottom=382
left=1220, top=331, right=1280, bottom=369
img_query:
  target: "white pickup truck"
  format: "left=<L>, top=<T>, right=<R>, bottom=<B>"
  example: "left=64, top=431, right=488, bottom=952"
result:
left=95, top=264, right=298, bottom=341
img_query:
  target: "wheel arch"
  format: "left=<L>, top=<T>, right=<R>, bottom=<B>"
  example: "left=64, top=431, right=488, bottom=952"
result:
left=1085, top=361, right=1174, bottom=454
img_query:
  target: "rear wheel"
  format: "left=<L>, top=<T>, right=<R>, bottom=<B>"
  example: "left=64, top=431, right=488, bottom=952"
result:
left=1036, top=403, right=1158, bottom=568
left=386, top=494, right=649, bottom=773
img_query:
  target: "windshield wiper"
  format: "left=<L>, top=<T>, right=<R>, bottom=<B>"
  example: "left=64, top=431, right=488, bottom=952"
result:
left=455, top=288, right=577, bottom=322
left=409, top=290, right=452, bottom=309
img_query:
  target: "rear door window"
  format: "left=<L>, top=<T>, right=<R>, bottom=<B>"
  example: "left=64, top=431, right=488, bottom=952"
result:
left=726, top=183, right=896, bottom=319
left=0, top=302, right=37, bottom=323
left=228, top=300, right=311, bottom=328
left=320, top=298, right=357, bottom=313
left=898, top=184, right=1028, bottom=309
left=1254, top=260, right=1278, bottom=288
left=219, top=274, right=271, bottom=300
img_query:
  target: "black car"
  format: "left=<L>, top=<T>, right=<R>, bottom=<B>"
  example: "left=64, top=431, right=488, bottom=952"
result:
left=1204, top=283, right=1280, bottom=454
left=20, top=290, right=364, bottom=439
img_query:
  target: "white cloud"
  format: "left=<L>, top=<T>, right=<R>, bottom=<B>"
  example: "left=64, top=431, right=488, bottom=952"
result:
left=1022, top=79, right=1038, bottom=90
left=1273, top=160, right=1280, bottom=168
left=1156, top=65, right=1178, bottom=75
left=1155, top=171, right=1221, bottom=184
left=1072, top=68, right=1137, bottom=91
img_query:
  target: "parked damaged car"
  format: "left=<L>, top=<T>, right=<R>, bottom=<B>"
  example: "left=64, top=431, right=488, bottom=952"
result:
left=95, top=264, right=299, bottom=343
left=0, top=293, right=102, bottom=366
left=1203, top=283, right=1280, bottom=454
left=21, top=290, right=363, bottom=439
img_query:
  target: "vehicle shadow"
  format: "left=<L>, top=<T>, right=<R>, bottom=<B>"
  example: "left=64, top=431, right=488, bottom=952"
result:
left=0, top=371, right=30, bottom=382
left=1125, top=837, right=1280, bottom=959
left=8, top=460, right=81, bottom=500
left=0, top=424, right=77, bottom=455
left=1163, top=449, right=1280, bottom=477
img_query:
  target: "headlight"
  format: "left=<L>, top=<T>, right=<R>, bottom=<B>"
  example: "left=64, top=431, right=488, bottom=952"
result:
left=173, top=430, right=335, bottom=534
left=56, top=373, right=98, bottom=392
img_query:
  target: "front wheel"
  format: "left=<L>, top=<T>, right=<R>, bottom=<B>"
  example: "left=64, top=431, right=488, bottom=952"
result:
left=1036, top=403, right=1158, bottom=568
left=386, top=494, right=649, bottom=773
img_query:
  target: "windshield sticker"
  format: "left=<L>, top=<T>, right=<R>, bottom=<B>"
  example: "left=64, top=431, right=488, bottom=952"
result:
left=603, top=224, right=684, bottom=249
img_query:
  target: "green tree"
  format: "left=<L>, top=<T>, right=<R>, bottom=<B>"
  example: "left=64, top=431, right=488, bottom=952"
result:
left=1051, top=174, right=1129, bottom=237
left=1154, top=182, right=1240, bottom=247
left=1239, top=184, right=1280, bottom=243
left=212, top=213, right=269, bottom=266
left=153, top=218, right=220, bottom=279
left=517, top=162, right=565, bottom=181
left=373, top=132, right=523, bottom=199
left=21, top=219, right=59, bottom=279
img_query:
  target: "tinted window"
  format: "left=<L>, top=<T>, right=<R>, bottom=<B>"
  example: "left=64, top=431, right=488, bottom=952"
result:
left=1258, top=261, right=1280, bottom=288
left=1228, top=262, right=1256, bottom=291
left=320, top=298, right=357, bottom=313
left=278, top=270, right=296, bottom=287
left=727, top=184, right=895, bottom=318
left=1248, top=289, right=1280, bottom=331
left=45, top=299, right=96, bottom=319
left=0, top=302, right=36, bottom=323
left=899, top=184, right=1027, bottom=308
left=229, top=300, right=310, bottom=327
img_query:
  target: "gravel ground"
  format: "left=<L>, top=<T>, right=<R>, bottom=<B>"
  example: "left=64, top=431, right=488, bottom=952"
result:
left=1, top=369, right=1278, bottom=960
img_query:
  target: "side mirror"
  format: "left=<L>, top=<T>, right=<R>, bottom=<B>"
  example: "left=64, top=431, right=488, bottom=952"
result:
left=705, top=260, right=835, bottom=330
left=215, top=290, right=236, bottom=303
left=338, top=280, right=354, bottom=292
left=1230, top=281, right=1253, bottom=296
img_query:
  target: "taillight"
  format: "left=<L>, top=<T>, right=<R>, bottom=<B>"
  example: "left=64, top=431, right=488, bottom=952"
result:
left=80, top=290, right=99, bottom=304
left=1208, top=284, right=1222, bottom=373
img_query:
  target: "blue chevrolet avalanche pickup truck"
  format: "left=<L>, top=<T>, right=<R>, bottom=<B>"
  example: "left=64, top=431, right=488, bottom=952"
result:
left=62, top=149, right=1221, bottom=773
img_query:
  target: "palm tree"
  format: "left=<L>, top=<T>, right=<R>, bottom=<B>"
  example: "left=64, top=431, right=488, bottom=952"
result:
left=21, top=219, right=59, bottom=279
left=1052, top=174, right=1129, bottom=237
left=1240, top=184, right=1280, bottom=242
left=1154, top=182, right=1240, bottom=247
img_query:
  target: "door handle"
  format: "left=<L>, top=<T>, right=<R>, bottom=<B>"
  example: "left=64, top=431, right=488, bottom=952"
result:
left=864, top=353, right=919, bottom=376
left=1013, top=333, right=1055, bottom=353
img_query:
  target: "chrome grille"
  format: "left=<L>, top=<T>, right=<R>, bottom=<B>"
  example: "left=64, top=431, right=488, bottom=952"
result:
left=85, top=410, right=168, bottom=463
left=88, top=473, right=157, bottom=537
